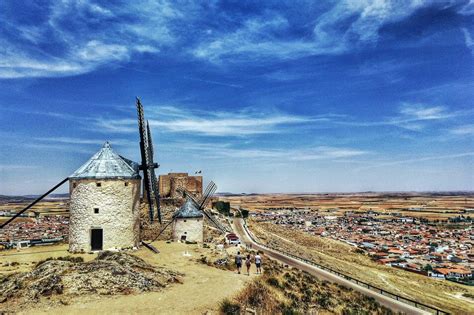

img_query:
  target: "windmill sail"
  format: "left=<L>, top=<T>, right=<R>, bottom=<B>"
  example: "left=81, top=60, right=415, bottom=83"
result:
left=146, top=121, right=161, bottom=222
left=136, top=98, right=161, bottom=223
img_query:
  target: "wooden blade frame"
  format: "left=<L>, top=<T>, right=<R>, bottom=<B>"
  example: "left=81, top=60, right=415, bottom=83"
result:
left=136, top=98, right=155, bottom=223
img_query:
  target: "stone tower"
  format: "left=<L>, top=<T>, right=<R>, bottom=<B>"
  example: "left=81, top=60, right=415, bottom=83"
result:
left=172, top=198, right=203, bottom=243
left=68, top=142, right=141, bottom=253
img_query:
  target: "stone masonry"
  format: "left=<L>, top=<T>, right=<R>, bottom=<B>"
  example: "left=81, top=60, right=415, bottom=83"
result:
left=69, top=179, right=140, bottom=252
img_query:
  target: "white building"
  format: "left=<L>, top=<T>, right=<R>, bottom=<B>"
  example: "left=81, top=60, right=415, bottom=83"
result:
left=68, top=142, right=141, bottom=253
left=172, top=198, right=203, bottom=243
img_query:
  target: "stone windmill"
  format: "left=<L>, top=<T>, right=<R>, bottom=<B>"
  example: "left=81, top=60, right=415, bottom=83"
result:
left=0, top=98, right=162, bottom=253
left=68, top=141, right=141, bottom=252
left=151, top=181, right=230, bottom=243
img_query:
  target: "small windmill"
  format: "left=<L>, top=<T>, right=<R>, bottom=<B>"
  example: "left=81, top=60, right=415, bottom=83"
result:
left=136, top=98, right=161, bottom=224
left=151, top=181, right=229, bottom=242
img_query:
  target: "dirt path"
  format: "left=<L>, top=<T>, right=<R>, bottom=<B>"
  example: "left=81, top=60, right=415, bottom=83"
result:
left=1, top=241, right=255, bottom=314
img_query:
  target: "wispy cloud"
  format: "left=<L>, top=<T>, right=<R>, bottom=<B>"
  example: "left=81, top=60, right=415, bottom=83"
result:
left=355, top=152, right=474, bottom=171
left=192, top=14, right=339, bottom=62
left=183, top=77, right=243, bottom=88
left=193, top=1, right=431, bottom=62
left=169, top=141, right=369, bottom=161
left=0, top=164, right=38, bottom=171
left=1, top=1, right=470, bottom=77
left=34, top=137, right=135, bottom=147
left=450, top=124, right=474, bottom=136
left=0, top=0, right=188, bottom=78
left=335, top=103, right=465, bottom=131
left=461, top=27, right=474, bottom=55
left=93, top=106, right=316, bottom=136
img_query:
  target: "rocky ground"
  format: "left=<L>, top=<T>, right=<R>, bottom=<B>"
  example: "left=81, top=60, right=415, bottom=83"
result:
left=0, top=251, right=182, bottom=311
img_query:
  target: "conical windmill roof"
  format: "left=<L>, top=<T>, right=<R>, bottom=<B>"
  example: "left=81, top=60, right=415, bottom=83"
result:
left=70, top=141, right=140, bottom=180
left=175, top=198, right=203, bottom=219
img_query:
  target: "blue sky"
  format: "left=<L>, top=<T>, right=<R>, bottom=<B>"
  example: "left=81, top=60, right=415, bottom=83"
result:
left=0, top=0, right=473, bottom=195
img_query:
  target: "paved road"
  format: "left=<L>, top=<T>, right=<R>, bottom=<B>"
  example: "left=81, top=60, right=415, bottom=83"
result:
left=232, top=218, right=430, bottom=315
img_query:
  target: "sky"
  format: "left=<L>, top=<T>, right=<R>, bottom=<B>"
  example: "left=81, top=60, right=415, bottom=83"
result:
left=0, top=0, right=473, bottom=195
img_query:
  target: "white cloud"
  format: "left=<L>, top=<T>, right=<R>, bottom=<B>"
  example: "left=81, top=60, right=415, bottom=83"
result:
left=315, top=0, right=426, bottom=44
left=458, top=0, right=474, bottom=15
left=171, top=141, right=369, bottom=161
left=94, top=106, right=316, bottom=136
left=193, top=1, right=429, bottom=62
left=450, top=124, right=474, bottom=136
left=397, top=104, right=452, bottom=121
left=332, top=103, right=461, bottom=131
left=34, top=137, right=135, bottom=146
left=0, top=0, right=188, bottom=78
left=192, top=14, right=337, bottom=62
left=356, top=152, right=474, bottom=171
left=461, top=27, right=474, bottom=55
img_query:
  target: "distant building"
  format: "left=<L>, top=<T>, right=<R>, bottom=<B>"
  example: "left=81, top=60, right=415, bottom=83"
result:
left=69, top=142, right=141, bottom=253
left=172, top=198, right=203, bottom=243
left=159, top=173, right=202, bottom=199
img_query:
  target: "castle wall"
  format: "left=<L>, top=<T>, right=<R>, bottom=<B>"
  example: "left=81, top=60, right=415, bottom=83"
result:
left=172, top=218, right=203, bottom=243
left=68, top=178, right=141, bottom=252
left=159, top=173, right=203, bottom=199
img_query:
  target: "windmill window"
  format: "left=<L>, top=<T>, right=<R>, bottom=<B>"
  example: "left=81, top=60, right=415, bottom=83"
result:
left=183, top=219, right=187, bottom=222
left=124, top=182, right=129, bottom=187
left=94, top=208, right=99, bottom=214
left=96, top=183, right=101, bottom=187
left=73, top=183, right=77, bottom=188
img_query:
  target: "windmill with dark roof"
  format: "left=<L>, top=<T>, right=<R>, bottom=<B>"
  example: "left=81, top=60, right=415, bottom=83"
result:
left=150, top=181, right=228, bottom=243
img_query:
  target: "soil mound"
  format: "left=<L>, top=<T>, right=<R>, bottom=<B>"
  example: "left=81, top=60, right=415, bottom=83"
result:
left=0, top=251, right=182, bottom=307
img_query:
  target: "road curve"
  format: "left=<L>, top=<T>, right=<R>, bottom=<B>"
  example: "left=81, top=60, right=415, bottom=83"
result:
left=232, top=218, right=430, bottom=315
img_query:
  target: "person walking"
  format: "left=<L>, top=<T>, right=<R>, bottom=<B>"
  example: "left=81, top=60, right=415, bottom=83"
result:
left=245, top=254, right=252, bottom=276
left=255, top=252, right=262, bottom=274
left=235, top=251, right=243, bottom=274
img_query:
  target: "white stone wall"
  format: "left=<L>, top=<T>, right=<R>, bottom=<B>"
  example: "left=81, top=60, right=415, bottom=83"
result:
left=172, top=218, right=203, bottom=243
left=69, top=178, right=140, bottom=252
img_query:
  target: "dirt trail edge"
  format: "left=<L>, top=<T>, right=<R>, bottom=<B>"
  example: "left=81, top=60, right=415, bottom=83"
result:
left=232, top=218, right=430, bottom=315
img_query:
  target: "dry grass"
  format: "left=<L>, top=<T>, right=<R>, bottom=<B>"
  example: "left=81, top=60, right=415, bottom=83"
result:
left=249, top=221, right=474, bottom=314
left=221, top=259, right=393, bottom=315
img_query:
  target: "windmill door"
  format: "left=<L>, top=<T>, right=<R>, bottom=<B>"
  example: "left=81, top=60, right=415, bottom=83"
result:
left=91, top=228, right=103, bottom=251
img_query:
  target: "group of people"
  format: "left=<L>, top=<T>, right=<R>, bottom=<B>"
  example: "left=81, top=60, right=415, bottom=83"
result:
left=235, top=251, right=262, bottom=275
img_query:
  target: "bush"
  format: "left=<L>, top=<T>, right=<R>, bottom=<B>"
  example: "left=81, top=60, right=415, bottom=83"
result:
left=279, top=303, right=301, bottom=315
left=266, top=276, right=281, bottom=288
left=220, top=298, right=240, bottom=315
left=317, top=292, right=332, bottom=308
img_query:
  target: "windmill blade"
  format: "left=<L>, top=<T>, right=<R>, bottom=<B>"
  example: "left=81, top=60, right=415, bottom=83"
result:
left=199, top=181, right=217, bottom=209
left=136, top=98, right=154, bottom=222
left=200, top=185, right=217, bottom=210
left=144, top=169, right=155, bottom=221
left=201, top=181, right=214, bottom=201
left=197, top=181, right=215, bottom=207
left=146, top=121, right=162, bottom=223
left=1, top=178, right=69, bottom=229
left=176, top=187, right=200, bottom=207
left=150, top=169, right=162, bottom=223
left=202, top=209, right=229, bottom=233
left=146, top=121, right=154, bottom=160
